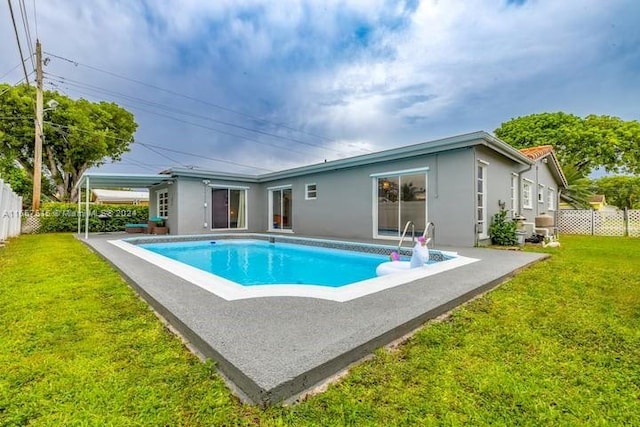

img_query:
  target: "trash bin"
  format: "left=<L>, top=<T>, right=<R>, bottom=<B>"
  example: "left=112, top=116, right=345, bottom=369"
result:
left=516, top=230, right=526, bottom=246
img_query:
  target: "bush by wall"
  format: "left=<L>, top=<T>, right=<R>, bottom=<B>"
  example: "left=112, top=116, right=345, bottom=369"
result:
left=36, top=202, right=149, bottom=233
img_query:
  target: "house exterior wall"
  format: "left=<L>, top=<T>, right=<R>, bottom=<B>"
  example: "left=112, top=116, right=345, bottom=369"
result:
left=144, top=135, right=565, bottom=246
left=149, top=182, right=177, bottom=231
left=520, top=158, right=558, bottom=220
left=474, top=145, right=525, bottom=245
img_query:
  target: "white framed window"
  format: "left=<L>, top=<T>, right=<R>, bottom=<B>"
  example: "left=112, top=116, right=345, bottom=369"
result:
left=476, top=162, right=488, bottom=238
left=371, top=167, right=428, bottom=239
left=157, top=189, right=169, bottom=218
left=522, top=180, right=533, bottom=209
left=538, top=184, right=545, bottom=203
left=547, top=188, right=555, bottom=211
left=510, top=174, right=519, bottom=218
left=305, top=183, right=317, bottom=200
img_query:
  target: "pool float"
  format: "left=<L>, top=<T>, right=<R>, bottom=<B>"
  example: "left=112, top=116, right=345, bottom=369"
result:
left=376, top=238, right=431, bottom=276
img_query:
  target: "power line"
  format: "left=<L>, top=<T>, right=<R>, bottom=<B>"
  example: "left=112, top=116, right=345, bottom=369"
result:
left=42, top=51, right=348, bottom=145
left=44, top=74, right=317, bottom=158
left=45, top=121, right=274, bottom=172
left=44, top=72, right=345, bottom=155
left=6, top=0, right=30, bottom=85
left=18, top=0, right=35, bottom=71
left=31, top=0, right=38, bottom=39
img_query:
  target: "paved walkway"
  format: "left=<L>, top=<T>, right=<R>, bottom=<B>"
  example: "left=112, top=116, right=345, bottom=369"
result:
left=79, top=233, right=547, bottom=405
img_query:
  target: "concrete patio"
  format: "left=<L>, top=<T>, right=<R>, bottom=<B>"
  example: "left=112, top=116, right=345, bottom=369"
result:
left=79, top=233, right=547, bottom=405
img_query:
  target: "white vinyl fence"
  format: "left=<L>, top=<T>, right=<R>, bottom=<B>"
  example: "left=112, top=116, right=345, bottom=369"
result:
left=0, top=179, right=23, bottom=241
left=559, top=209, right=640, bottom=237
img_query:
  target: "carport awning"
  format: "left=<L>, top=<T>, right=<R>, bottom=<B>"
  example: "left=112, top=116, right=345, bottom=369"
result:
left=75, top=172, right=173, bottom=239
left=75, top=172, right=172, bottom=190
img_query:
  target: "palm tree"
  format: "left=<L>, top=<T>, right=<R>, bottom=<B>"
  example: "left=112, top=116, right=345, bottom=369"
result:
left=561, top=164, right=593, bottom=209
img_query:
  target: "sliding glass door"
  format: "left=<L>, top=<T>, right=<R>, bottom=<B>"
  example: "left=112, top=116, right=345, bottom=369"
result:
left=376, top=172, right=427, bottom=237
left=270, top=187, right=292, bottom=230
left=212, top=188, right=247, bottom=229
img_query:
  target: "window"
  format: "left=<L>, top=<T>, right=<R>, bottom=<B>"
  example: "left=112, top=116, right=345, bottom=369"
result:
left=510, top=174, right=519, bottom=217
left=547, top=188, right=555, bottom=211
left=374, top=168, right=427, bottom=238
left=538, top=184, right=545, bottom=203
left=476, top=162, right=488, bottom=238
left=211, top=187, right=247, bottom=229
left=305, top=183, right=317, bottom=200
left=157, top=189, right=168, bottom=218
left=522, top=180, right=533, bottom=209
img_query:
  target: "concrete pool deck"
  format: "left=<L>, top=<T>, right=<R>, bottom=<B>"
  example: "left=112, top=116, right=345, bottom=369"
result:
left=80, top=233, right=548, bottom=405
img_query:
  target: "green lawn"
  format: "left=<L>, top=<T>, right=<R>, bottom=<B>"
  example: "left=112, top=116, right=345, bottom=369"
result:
left=1, top=234, right=639, bottom=425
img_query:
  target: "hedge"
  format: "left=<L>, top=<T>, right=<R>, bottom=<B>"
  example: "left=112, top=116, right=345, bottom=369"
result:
left=35, top=202, right=149, bottom=233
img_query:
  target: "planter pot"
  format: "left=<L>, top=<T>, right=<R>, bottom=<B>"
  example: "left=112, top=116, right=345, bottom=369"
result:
left=153, top=227, right=169, bottom=235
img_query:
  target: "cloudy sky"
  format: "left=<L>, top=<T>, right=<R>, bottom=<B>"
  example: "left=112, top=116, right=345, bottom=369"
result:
left=1, top=0, right=639, bottom=175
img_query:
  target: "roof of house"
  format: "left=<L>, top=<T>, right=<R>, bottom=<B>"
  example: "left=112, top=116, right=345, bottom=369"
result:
left=590, top=194, right=606, bottom=203
left=166, top=131, right=535, bottom=182
left=518, top=145, right=568, bottom=188
left=519, top=145, right=555, bottom=160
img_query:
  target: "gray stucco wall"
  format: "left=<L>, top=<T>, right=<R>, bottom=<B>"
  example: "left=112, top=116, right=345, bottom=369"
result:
left=521, top=158, right=559, bottom=221
left=474, top=145, right=525, bottom=245
left=147, top=145, right=564, bottom=246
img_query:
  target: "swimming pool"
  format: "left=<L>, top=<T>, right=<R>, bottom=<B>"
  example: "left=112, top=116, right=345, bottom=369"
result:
left=110, top=235, right=479, bottom=302
left=140, top=239, right=396, bottom=287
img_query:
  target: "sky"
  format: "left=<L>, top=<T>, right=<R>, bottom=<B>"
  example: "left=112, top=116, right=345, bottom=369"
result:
left=1, top=0, right=639, bottom=176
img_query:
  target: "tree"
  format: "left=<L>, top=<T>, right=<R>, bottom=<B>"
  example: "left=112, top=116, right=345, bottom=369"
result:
left=494, top=112, right=640, bottom=175
left=591, top=176, right=640, bottom=210
left=0, top=83, right=137, bottom=202
left=561, top=164, right=593, bottom=209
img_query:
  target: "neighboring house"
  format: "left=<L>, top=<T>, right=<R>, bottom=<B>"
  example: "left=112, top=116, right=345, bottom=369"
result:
left=92, top=189, right=149, bottom=205
left=140, top=131, right=567, bottom=246
left=517, top=145, right=568, bottom=235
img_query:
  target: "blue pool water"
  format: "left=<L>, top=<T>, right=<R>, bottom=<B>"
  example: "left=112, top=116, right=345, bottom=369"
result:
left=139, top=239, right=390, bottom=287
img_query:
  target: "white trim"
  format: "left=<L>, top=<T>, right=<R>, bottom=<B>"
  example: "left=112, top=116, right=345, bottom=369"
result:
left=109, top=237, right=479, bottom=302
left=370, top=166, right=429, bottom=178
left=210, top=184, right=250, bottom=190
left=372, top=172, right=428, bottom=240
left=267, top=184, right=292, bottom=191
left=305, top=183, right=317, bottom=200
left=476, top=162, right=488, bottom=239
left=547, top=187, right=556, bottom=211
left=156, top=188, right=169, bottom=218
left=478, top=159, right=490, bottom=166
left=522, top=179, right=533, bottom=210
left=210, top=187, right=249, bottom=231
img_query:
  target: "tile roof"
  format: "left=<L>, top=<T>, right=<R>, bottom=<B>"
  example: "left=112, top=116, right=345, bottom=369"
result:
left=518, top=145, right=554, bottom=160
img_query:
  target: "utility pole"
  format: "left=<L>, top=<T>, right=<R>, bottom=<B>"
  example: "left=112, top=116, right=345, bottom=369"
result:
left=32, top=39, right=43, bottom=212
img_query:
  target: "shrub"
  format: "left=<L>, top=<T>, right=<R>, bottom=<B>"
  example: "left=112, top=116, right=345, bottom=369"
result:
left=489, top=208, right=518, bottom=246
left=36, top=202, right=149, bottom=233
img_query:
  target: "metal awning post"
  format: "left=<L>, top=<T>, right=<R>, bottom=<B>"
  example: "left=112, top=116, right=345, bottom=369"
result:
left=77, top=185, right=81, bottom=235
left=84, top=176, right=90, bottom=239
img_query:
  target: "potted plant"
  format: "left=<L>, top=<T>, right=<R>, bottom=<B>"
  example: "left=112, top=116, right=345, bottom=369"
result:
left=489, top=208, right=518, bottom=246
left=148, top=217, right=168, bottom=235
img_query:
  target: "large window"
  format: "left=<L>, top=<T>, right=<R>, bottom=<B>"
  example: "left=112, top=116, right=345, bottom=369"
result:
left=157, top=189, right=168, bottom=218
left=522, top=180, right=533, bottom=209
left=212, top=187, right=247, bottom=229
left=269, top=186, right=292, bottom=230
left=476, top=162, right=488, bottom=238
left=547, top=188, right=555, bottom=211
left=510, top=174, right=519, bottom=217
left=375, top=170, right=427, bottom=238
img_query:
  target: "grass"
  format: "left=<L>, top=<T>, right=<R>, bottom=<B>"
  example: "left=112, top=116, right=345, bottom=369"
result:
left=1, top=234, right=639, bottom=425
